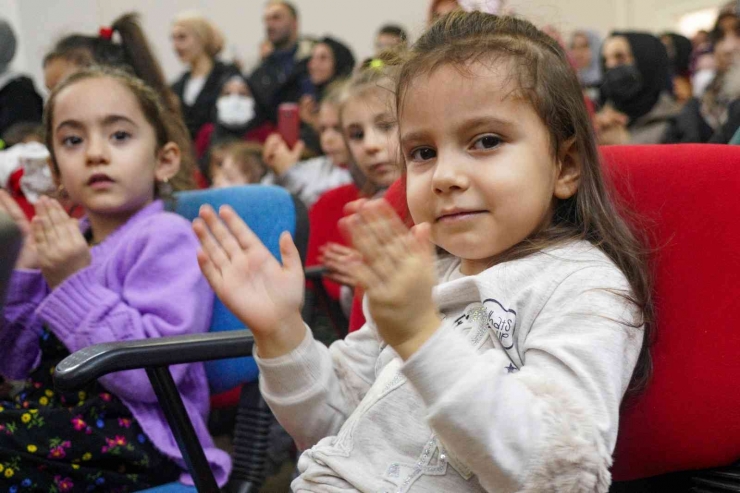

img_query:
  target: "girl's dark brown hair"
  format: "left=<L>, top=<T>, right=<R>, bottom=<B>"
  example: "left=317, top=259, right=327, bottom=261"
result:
left=397, top=11, right=653, bottom=394
left=44, top=66, right=194, bottom=195
left=43, top=13, right=196, bottom=188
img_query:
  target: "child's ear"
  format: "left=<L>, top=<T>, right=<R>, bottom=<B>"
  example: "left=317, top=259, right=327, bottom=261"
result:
left=154, top=142, right=182, bottom=183
left=554, top=138, right=581, bottom=200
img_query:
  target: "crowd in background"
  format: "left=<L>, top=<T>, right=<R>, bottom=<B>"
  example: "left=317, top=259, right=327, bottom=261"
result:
left=3, top=0, right=740, bottom=196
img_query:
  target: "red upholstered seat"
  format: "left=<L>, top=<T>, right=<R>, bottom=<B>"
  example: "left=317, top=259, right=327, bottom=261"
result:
left=306, top=183, right=362, bottom=300
left=350, top=144, right=740, bottom=480
left=602, top=144, right=740, bottom=480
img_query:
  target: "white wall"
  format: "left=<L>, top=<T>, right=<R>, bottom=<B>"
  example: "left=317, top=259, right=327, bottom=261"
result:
left=8, top=0, right=433, bottom=93
left=3, top=0, right=731, bottom=93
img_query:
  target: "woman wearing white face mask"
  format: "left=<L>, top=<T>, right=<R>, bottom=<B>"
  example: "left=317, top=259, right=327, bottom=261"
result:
left=216, top=76, right=257, bottom=130
left=194, top=74, right=276, bottom=180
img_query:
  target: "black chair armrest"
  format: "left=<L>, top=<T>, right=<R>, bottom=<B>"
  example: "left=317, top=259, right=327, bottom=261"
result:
left=304, top=265, right=327, bottom=280
left=53, top=330, right=255, bottom=493
left=54, top=330, right=254, bottom=391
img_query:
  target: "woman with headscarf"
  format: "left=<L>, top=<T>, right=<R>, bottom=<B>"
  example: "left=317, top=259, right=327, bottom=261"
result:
left=170, top=12, right=239, bottom=138
left=597, top=31, right=681, bottom=144
left=0, top=19, right=43, bottom=139
left=298, top=37, right=355, bottom=131
left=661, top=32, right=693, bottom=103
left=308, top=37, right=355, bottom=101
left=570, top=30, right=602, bottom=102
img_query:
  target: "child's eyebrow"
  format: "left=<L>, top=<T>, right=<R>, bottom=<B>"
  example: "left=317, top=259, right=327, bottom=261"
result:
left=55, top=119, right=84, bottom=132
left=400, top=116, right=515, bottom=147
left=399, top=129, right=430, bottom=147
left=100, top=114, right=138, bottom=127
left=55, top=114, right=138, bottom=133
left=460, top=116, right=515, bottom=132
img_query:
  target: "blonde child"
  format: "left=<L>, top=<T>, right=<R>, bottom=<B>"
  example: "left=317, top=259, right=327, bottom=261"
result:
left=194, top=12, right=649, bottom=492
left=317, top=61, right=404, bottom=309
left=0, top=67, right=229, bottom=490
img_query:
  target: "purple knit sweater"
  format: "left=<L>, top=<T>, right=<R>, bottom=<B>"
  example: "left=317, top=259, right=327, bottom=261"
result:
left=0, top=200, right=231, bottom=487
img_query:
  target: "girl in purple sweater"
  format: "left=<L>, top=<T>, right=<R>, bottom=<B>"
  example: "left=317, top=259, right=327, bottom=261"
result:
left=0, top=66, right=230, bottom=491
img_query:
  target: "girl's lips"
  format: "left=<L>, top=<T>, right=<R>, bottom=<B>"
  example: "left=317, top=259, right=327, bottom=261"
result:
left=370, top=162, right=395, bottom=174
left=436, top=210, right=487, bottom=222
left=87, top=174, right=114, bottom=189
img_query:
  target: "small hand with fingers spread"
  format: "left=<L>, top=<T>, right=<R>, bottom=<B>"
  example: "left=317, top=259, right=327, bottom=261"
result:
left=193, top=205, right=306, bottom=357
left=341, top=200, right=441, bottom=359
left=0, top=189, right=38, bottom=269
left=32, top=196, right=91, bottom=288
left=319, top=242, right=361, bottom=287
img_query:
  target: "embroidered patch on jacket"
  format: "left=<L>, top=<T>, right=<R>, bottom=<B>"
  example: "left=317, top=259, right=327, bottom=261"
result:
left=453, top=299, right=519, bottom=372
left=453, top=299, right=516, bottom=348
left=483, top=298, right=516, bottom=349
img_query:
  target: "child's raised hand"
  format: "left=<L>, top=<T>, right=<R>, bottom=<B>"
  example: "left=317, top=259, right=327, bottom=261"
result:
left=193, top=205, right=305, bottom=349
left=32, top=196, right=91, bottom=288
left=319, top=242, right=361, bottom=287
left=0, top=189, right=39, bottom=270
left=262, top=134, right=305, bottom=176
left=341, top=200, right=441, bottom=359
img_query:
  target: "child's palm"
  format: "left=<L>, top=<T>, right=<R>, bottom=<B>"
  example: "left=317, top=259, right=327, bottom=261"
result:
left=194, top=206, right=304, bottom=335
left=343, top=200, right=438, bottom=348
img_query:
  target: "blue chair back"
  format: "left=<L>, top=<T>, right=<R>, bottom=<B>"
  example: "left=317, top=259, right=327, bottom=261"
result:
left=173, top=185, right=307, bottom=394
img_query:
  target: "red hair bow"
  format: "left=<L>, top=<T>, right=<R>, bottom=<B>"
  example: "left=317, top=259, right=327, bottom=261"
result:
left=99, top=27, right=113, bottom=40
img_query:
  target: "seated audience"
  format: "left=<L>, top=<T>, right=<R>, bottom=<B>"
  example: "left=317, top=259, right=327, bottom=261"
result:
left=261, top=83, right=352, bottom=207
left=248, top=1, right=314, bottom=123
left=171, top=12, right=239, bottom=138
left=597, top=31, right=681, bottom=144
left=194, top=74, right=275, bottom=167
left=300, top=37, right=355, bottom=129
left=665, top=30, right=740, bottom=143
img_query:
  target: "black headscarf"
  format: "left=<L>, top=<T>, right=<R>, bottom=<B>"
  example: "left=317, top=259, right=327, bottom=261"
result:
left=601, top=32, right=671, bottom=122
left=666, top=33, right=692, bottom=77
left=314, top=36, right=355, bottom=99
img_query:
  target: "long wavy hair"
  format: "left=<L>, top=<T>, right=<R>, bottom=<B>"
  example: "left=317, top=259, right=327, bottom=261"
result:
left=397, top=12, right=653, bottom=394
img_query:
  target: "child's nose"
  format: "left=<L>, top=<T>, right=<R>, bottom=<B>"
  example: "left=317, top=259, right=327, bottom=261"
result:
left=363, top=128, right=382, bottom=154
left=432, top=155, right=469, bottom=193
left=85, top=137, right=109, bottom=165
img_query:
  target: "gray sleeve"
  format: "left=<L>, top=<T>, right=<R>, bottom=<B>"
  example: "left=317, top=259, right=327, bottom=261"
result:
left=254, top=323, right=381, bottom=450
left=401, top=266, right=643, bottom=492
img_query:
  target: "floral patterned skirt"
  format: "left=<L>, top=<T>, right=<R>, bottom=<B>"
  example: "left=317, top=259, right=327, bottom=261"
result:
left=0, top=328, right=181, bottom=492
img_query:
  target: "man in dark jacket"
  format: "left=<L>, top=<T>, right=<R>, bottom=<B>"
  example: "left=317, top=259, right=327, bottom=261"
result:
left=248, top=1, right=314, bottom=123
